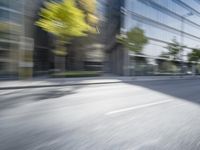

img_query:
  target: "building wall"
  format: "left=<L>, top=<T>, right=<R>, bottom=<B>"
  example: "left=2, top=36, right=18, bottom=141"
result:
left=104, top=0, right=200, bottom=76
left=124, top=0, right=200, bottom=58
left=0, top=0, right=24, bottom=78
left=32, top=0, right=53, bottom=75
left=0, top=0, right=53, bottom=78
left=103, top=0, right=126, bottom=75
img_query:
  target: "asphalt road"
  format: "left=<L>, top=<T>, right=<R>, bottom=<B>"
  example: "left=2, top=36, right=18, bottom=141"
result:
left=1, top=79, right=200, bottom=150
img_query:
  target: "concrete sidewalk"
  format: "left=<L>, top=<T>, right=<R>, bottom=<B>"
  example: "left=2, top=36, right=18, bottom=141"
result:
left=0, top=75, right=199, bottom=90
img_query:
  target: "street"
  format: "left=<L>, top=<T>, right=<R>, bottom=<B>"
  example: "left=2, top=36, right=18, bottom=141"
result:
left=1, top=79, right=200, bottom=150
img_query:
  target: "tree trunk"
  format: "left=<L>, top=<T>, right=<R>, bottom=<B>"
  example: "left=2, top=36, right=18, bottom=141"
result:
left=54, top=38, right=67, bottom=73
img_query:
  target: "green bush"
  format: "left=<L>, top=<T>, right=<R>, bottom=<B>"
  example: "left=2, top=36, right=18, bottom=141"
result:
left=51, top=71, right=102, bottom=78
left=159, top=61, right=178, bottom=73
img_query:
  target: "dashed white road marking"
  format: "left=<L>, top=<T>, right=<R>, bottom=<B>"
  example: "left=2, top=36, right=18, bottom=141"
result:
left=106, top=99, right=173, bottom=115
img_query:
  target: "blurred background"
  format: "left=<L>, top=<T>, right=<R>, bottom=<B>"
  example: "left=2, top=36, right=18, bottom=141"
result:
left=2, top=1, right=200, bottom=149
left=1, top=0, right=200, bottom=79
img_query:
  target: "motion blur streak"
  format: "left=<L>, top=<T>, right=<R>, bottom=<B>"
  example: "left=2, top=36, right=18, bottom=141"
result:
left=1, top=79, right=200, bottom=149
left=1, top=0, right=200, bottom=149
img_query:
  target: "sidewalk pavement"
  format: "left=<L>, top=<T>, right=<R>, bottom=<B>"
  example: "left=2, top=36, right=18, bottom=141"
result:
left=0, top=75, right=199, bottom=90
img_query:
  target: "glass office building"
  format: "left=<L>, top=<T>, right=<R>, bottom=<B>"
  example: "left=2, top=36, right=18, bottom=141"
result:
left=0, top=0, right=34, bottom=79
left=105, top=0, right=200, bottom=75
left=124, top=0, right=200, bottom=58
left=0, top=0, right=24, bottom=78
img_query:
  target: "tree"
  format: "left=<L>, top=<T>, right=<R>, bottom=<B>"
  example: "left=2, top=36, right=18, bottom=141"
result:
left=159, top=61, right=178, bottom=73
left=35, top=0, right=98, bottom=71
left=77, top=0, right=98, bottom=29
left=159, top=52, right=170, bottom=59
left=116, top=27, right=148, bottom=53
left=36, top=0, right=91, bottom=54
left=75, top=0, right=99, bottom=44
left=78, top=0, right=96, bottom=13
left=165, top=38, right=181, bottom=60
left=188, top=48, right=200, bottom=62
left=36, top=0, right=93, bottom=71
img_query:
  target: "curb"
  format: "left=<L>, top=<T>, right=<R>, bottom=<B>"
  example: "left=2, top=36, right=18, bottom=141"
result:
left=0, top=81, right=123, bottom=90
left=0, top=76, right=199, bottom=90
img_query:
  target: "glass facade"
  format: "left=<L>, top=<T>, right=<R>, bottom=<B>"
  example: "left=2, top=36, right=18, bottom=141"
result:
left=121, top=0, right=200, bottom=75
left=0, top=0, right=24, bottom=77
left=124, top=0, right=200, bottom=58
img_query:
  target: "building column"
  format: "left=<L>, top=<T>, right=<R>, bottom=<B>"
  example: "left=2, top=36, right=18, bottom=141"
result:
left=123, top=48, right=130, bottom=76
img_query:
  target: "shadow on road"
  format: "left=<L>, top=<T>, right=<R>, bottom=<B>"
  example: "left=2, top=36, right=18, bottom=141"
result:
left=35, top=90, right=75, bottom=101
left=0, top=85, right=84, bottom=111
left=125, top=79, right=200, bottom=105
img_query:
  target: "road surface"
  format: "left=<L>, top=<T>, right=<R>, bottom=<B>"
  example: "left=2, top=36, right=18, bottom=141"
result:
left=1, top=79, right=200, bottom=150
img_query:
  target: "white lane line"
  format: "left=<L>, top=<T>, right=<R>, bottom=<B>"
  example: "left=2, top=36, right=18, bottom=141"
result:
left=106, top=99, right=173, bottom=115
